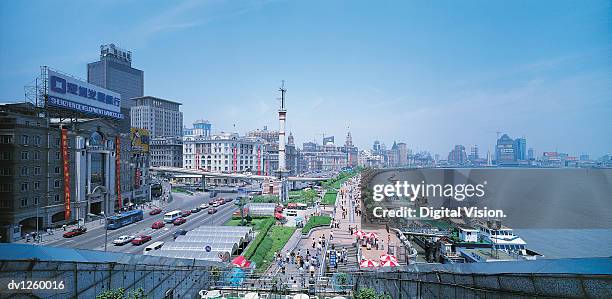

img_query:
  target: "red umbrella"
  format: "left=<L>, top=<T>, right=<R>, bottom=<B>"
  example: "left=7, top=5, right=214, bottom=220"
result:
left=231, top=256, right=249, bottom=267
left=380, top=259, right=399, bottom=267
left=354, top=230, right=367, bottom=237
left=359, top=259, right=379, bottom=268
left=366, top=232, right=379, bottom=239
left=379, top=254, right=397, bottom=262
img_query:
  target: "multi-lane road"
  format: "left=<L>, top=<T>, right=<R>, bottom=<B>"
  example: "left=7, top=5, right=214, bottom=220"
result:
left=44, top=191, right=239, bottom=254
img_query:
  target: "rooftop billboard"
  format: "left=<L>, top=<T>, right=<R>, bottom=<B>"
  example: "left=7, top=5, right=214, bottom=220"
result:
left=47, top=69, right=123, bottom=119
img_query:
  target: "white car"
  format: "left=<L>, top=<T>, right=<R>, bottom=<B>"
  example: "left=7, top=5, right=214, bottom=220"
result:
left=200, top=203, right=209, bottom=209
left=113, top=235, right=135, bottom=246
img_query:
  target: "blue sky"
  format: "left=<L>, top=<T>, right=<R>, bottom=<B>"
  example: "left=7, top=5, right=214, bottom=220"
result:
left=1, top=0, right=610, bottom=157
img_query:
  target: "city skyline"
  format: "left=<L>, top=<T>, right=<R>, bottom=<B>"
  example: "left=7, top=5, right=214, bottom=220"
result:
left=0, top=0, right=610, bottom=157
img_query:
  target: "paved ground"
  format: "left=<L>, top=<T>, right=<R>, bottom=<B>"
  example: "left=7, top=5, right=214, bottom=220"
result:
left=19, top=191, right=239, bottom=254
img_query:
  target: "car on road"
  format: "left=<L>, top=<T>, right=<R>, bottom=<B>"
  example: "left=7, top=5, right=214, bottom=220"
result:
left=181, top=210, right=192, bottom=217
left=113, top=235, right=135, bottom=245
left=151, top=221, right=165, bottom=229
left=62, top=227, right=87, bottom=238
left=212, top=201, right=221, bottom=207
left=200, top=203, right=209, bottom=209
left=208, top=208, right=218, bottom=214
left=132, top=235, right=152, bottom=245
left=173, top=217, right=186, bottom=225
left=173, top=229, right=188, bottom=239
left=149, top=208, right=163, bottom=215
left=224, top=197, right=234, bottom=204
left=191, top=207, right=201, bottom=213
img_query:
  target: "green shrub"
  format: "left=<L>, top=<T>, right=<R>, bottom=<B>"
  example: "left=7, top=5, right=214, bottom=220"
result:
left=242, top=218, right=275, bottom=259
left=301, top=215, right=332, bottom=234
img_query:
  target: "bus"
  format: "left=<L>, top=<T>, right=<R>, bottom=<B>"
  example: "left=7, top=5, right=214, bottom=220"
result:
left=106, top=209, right=144, bottom=230
left=163, top=210, right=182, bottom=223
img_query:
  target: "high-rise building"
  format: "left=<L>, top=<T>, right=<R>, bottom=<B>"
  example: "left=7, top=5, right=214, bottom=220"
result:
left=514, top=137, right=527, bottom=161
left=150, top=136, right=183, bottom=168
left=496, top=134, right=516, bottom=165
left=397, top=143, right=408, bottom=166
left=387, top=142, right=400, bottom=167
left=343, top=131, right=359, bottom=167
left=373, top=140, right=381, bottom=152
left=87, top=44, right=144, bottom=109
left=469, top=145, right=479, bottom=161
left=130, top=96, right=183, bottom=138
left=528, top=148, right=535, bottom=161
left=447, top=145, right=468, bottom=166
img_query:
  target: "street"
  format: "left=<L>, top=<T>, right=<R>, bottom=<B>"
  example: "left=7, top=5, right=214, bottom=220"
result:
left=41, top=191, right=239, bottom=254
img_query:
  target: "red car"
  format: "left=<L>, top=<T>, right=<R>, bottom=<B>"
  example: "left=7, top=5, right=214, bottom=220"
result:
left=151, top=221, right=165, bottom=229
left=131, top=235, right=152, bottom=245
left=181, top=210, right=192, bottom=217
left=149, top=208, right=162, bottom=215
left=173, top=217, right=186, bottom=225
left=63, top=227, right=87, bottom=238
left=208, top=208, right=218, bottom=214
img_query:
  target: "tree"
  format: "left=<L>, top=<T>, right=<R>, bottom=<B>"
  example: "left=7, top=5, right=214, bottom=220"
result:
left=303, top=189, right=318, bottom=205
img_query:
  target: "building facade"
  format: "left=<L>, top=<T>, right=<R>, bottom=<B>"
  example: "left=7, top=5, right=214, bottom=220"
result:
left=496, top=134, right=516, bottom=166
left=131, top=96, right=183, bottom=138
left=150, top=136, right=183, bottom=168
left=0, top=103, right=145, bottom=242
left=87, top=44, right=144, bottom=109
left=183, top=132, right=265, bottom=174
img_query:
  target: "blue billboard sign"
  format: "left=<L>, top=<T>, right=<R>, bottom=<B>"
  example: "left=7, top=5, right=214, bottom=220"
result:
left=47, top=69, right=123, bottom=119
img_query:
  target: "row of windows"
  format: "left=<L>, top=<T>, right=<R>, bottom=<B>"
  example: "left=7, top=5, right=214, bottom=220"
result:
left=18, top=194, right=62, bottom=208
left=20, top=180, right=62, bottom=191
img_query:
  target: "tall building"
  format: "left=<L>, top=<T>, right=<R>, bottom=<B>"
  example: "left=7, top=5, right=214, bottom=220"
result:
left=387, top=142, right=400, bottom=167
left=87, top=44, right=144, bottom=109
left=343, top=131, right=359, bottom=167
left=301, top=142, right=349, bottom=172
left=397, top=142, right=408, bottom=166
left=469, top=145, right=479, bottom=161
left=496, top=134, right=516, bottom=165
left=373, top=140, right=381, bottom=152
left=246, top=127, right=299, bottom=176
left=130, top=96, right=183, bottom=138
left=528, top=148, right=536, bottom=161
left=514, top=137, right=527, bottom=161
left=447, top=145, right=468, bottom=166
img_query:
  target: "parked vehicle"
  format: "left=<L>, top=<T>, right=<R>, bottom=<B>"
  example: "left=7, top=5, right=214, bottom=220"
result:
left=113, top=235, right=135, bottom=246
left=181, top=210, right=192, bottom=217
left=208, top=208, right=218, bottom=214
left=132, top=235, right=152, bottom=245
left=62, top=227, right=87, bottom=238
left=173, top=217, right=186, bottom=225
left=151, top=221, right=165, bottom=229
left=149, top=208, right=163, bottom=215
left=200, top=203, right=209, bottom=209
left=173, top=229, right=187, bottom=239
left=191, top=207, right=201, bottom=213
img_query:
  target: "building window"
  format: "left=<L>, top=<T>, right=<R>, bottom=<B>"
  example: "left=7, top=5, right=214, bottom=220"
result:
left=20, top=198, right=28, bottom=207
left=34, top=135, right=42, bottom=145
left=54, top=180, right=61, bottom=188
left=21, top=166, right=28, bottom=176
left=21, top=182, right=28, bottom=192
left=34, top=151, right=40, bottom=160
left=56, top=151, right=61, bottom=160
left=34, top=166, right=41, bottom=175
left=0, top=135, right=12, bottom=144
left=21, top=151, right=28, bottom=160
left=34, top=181, right=40, bottom=190
left=1, top=152, right=10, bottom=160
left=34, top=197, right=40, bottom=205
left=21, top=135, right=29, bottom=145
left=54, top=194, right=61, bottom=202
left=55, top=166, right=61, bottom=174
left=0, top=168, right=11, bottom=176
left=55, top=137, right=61, bottom=146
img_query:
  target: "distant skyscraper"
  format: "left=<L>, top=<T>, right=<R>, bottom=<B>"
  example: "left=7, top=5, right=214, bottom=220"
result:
left=496, top=134, right=516, bottom=165
left=528, top=148, right=535, bottom=161
left=397, top=143, right=408, bottom=166
left=580, top=153, right=590, bottom=161
left=469, top=145, right=479, bottom=161
left=448, top=145, right=468, bottom=165
left=87, top=44, right=144, bottom=108
left=514, top=137, right=527, bottom=161
left=373, top=140, right=381, bottom=152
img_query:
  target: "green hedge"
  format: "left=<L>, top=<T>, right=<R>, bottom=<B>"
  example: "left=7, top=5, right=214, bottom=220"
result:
left=242, top=218, right=275, bottom=259
left=250, top=226, right=296, bottom=273
left=301, top=215, right=332, bottom=234
left=251, top=195, right=278, bottom=203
